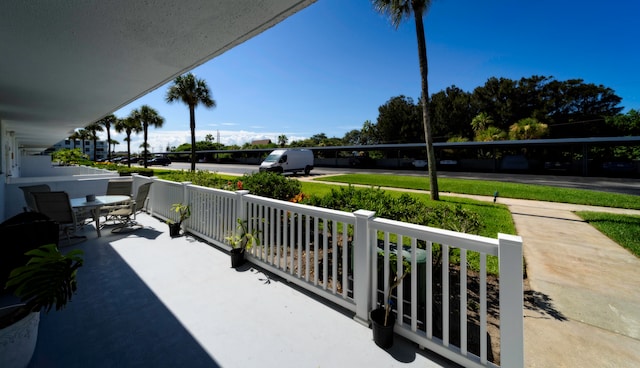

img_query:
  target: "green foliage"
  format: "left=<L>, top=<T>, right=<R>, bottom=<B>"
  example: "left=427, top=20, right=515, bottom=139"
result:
left=508, top=117, right=549, bottom=140
left=375, top=95, right=423, bottom=144
left=317, top=173, right=640, bottom=210
left=225, top=218, right=261, bottom=250
left=161, top=170, right=229, bottom=188
left=6, top=244, right=83, bottom=314
left=52, top=148, right=89, bottom=165
left=303, top=185, right=483, bottom=234
left=170, top=203, right=191, bottom=223
left=576, top=212, right=640, bottom=257
left=117, top=167, right=154, bottom=177
left=422, top=204, right=481, bottom=234
left=239, top=171, right=302, bottom=201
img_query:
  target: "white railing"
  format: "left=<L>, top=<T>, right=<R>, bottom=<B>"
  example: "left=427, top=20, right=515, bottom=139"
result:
left=134, top=175, right=523, bottom=367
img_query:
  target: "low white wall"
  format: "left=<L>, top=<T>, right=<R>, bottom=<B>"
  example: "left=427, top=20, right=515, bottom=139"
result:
left=5, top=175, right=121, bottom=220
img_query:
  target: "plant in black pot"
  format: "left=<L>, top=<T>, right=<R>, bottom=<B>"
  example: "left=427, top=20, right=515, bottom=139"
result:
left=167, top=203, right=190, bottom=237
left=1, top=244, right=83, bottom=368
left=371, top=250, right=411, bottom=349
left=225, top=218, right=260, bottom=268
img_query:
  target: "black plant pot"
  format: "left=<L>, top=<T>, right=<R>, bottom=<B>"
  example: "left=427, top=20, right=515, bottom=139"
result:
left=169, top=222, right=182, bottom=237
left=230, top=248, right=245, bottom=268
left=370, top=307, right=396, bottom=349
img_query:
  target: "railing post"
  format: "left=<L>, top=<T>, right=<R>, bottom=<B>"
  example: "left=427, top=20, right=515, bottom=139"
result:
left=498, top=233, right=524, bottom=368
left=353, top=209, right=376, bottom=326
left=234, top=190, right=250, bottom=233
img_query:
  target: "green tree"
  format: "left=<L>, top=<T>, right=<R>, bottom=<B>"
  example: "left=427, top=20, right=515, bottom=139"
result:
left=375, top=95, right=422, bottom=144
left=605, top=109, right=640, bottom=136
left=115, top=117, right=142, bottom=168
left=68, top=131, right=81, bottom=149
left=373, top=0, right=439, bottom=200
left=429, top=85, right=475, bottom=140
left=471, top=112, right=494, bottom=133
left=166, top=72, right=216, bottom=171
left=76, top=129, right=91, bottom=156
left=96, top=114, right=117, bottom=161
left=508, top=117, right=549, bottom=140
left=131, top=105, right=164, bottom=168
left=84, top=122, right=104, bottom=161
left=277, top=134, right=288, bottom=147
left=342, top=129, right=362, bottom=145
left=475, top=126, right=507, bottom=142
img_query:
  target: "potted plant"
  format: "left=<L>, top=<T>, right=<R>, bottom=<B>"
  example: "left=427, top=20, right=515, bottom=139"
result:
left=1, top=244, right=83, bottom=368
left=225, top=218, right=260, bottom=268
left=370, top=249, right=411, bottom=349
left=168, top=203, right=190, bottom=237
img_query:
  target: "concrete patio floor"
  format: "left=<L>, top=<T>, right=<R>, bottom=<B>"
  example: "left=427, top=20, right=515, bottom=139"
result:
left=26, top=213, right=457, bottom=368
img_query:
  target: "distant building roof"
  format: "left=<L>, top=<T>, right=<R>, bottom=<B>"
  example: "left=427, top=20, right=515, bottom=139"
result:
left=251, top=139, right=272, bottom=145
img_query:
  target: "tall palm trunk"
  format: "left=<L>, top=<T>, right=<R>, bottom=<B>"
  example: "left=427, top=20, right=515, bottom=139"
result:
left=190, top=105, right=197, bottom=171
left=126, top=135, right=132, bottom=168
left=413, top=4, right=439, bottom=200
left=143, top=124, right=149, bottom=168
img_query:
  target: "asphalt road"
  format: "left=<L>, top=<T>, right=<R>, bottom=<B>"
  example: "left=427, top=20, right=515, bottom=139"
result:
left=164, top=162, right=640, bottom=196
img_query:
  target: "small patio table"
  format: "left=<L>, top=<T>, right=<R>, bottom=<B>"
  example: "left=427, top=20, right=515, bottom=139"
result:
left=70, top=195, right=130, bottom=237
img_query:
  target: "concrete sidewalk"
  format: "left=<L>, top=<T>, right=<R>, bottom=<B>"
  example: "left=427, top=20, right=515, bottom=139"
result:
left=500, top=197, right=640, bottom=367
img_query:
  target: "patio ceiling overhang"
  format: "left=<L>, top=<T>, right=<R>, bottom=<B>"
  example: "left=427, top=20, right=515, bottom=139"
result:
left=0, top=0, right=315, bottom=152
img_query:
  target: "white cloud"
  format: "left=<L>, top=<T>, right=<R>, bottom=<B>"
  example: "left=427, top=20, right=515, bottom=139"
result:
left=103, top=129, right=308, bottom=153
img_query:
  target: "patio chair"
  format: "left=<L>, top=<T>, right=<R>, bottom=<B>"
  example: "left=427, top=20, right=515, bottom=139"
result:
left=108, top=182, right=152, bottom=233
left=19, top=184, right=51, bottom=212
left=101, top=180, right=133, bottom=223
left=106, top=180, right=133, bottom=196
left=31, top=191, right=86, bottom=243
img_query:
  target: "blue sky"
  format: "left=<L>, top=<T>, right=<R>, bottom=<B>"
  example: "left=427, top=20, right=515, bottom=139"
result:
left=110, top=0, right=640, bottom=153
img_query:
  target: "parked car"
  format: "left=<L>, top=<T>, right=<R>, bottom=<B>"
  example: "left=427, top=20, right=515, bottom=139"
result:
left=141, top=157, right=171, bottom=166
left=411, top=159, right=428, bottom=169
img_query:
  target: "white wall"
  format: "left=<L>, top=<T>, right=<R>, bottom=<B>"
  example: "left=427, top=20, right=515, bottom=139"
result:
left=5, top=175, right=121, bottom=220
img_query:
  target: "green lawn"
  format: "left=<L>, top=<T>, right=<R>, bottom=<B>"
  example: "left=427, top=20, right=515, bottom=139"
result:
left=575, top=212, right=640, bottom=258
left=315, top=174, right=640, bottom=209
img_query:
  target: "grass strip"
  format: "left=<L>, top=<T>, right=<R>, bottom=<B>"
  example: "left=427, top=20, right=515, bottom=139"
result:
left=315, top=174, right=640, bottom=210
left=575, top=212, right=640, bottom=258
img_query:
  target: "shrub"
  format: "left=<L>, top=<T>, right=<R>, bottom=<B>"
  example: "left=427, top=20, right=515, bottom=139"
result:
left=239, top=171, right=301, bottom=201
left=117, top=167, right=154, bottom=177
left=303, top=186, right=424, bottom=222
left=303, top=185, right=482, bottom=234
left=161, top=170, right=229, bottom=187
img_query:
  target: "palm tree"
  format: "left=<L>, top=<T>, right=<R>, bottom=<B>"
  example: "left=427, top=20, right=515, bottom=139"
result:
left=77, top=129, right=91, bottom=157
left=85, top=122, right=103, bottom=161
left=96, top=114, right=117, bottom=161
left=68, top=131, right=81, bottom=149
left=115, top=117, right=142, bottom=168
left=166, top=72, right=216, bottom=171
left=372, top=0, right=439, bottom=200
left=132, top=105, right=164, bottom=168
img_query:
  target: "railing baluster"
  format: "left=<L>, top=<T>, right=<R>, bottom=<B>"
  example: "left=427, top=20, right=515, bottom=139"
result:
left=426, top=240, right=433, bottom=339
left=443, top=243, right=449, bottom=346
left=341, top=221, right=348, bottom=298
left=305, top=215, right=311, bottom=282
left=297, top=214, right=302, bottom=277
left=411, top=237, right=417, bottom=331
left=460, top=249, right=467, bottom=356
left=480, top=252, right=487, bottom=364
left=397, top=234, right=404, bottom=326
left=322, top=218, right=328, bottom=290
left=314, top=216, right=319, bottom=286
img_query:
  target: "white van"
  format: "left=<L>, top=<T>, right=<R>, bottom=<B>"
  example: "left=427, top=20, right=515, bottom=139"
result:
left=259, top=149, right=314, bottom=175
